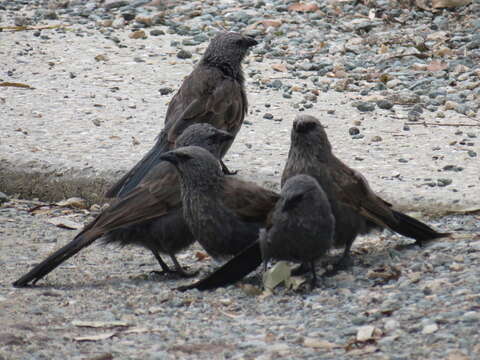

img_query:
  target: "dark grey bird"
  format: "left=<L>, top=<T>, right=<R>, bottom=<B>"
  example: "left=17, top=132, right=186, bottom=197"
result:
left=259, top=174, right=335, bottom=288
left=159, top=146, right=279, bottom=259
left=283, top=114, right=450, bottom=269
left=106, top=32, right=258, bottom=198
left=12, top=124, right=233, bottom=287
left=179, top=115, right=450, bottom=291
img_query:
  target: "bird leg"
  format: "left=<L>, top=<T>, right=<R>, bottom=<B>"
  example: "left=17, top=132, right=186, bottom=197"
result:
left=220, top=160, right=238, bottom=175
left=309, top=261, right=318, bottom=289
left=149, top=250, right=175, bottom=276
left=325, top=241, right=354, bottom=277
left=169, top=254, right=198, bottom=278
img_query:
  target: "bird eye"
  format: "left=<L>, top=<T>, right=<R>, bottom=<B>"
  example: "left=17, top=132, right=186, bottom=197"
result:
left=176, top=152, right=192, bottom=161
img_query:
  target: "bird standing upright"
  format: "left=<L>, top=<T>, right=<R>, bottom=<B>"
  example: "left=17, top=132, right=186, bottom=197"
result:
left=106, top=32, right=258, bottom=198
left=159, top=146, right=278, bottom=259
left=282, top=114, right=450, bottom=270
left=179, top=115, right=450, bottom=291
left=259, top=175, right=335, bottom=288
left=13, top=124, right=234, bottom=287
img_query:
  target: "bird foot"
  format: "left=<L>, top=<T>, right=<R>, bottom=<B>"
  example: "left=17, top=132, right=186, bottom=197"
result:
left=324, top=256, right=353, bottom=277
left=174, top=268, right=199, bottom=278
left=220, top=161, right=238, bottom=175
left=149, top=268, right=197, bottom=279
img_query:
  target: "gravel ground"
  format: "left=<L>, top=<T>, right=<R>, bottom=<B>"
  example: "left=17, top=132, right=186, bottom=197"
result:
left=1, top=0, right=480, bottom=359
left=1, top=0, right=479, bottom=212
left=1, top=198, right=479, bottom=359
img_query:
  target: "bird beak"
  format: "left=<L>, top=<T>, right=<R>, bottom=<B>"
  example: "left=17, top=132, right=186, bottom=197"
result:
left=217, top=131, right=234, bottom=142
left=159, top=151, right=178, bottom=166
left=244, top=36, right=258, bottom=48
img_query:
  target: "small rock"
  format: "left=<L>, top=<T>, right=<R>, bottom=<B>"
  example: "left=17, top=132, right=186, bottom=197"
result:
left=437, top=178, right=452, bottom=187
left=14, top=16, right=31, bottom=26
left=150, top=29, right=165, bottom=36
left=270, top=79, right=283, bottom=89
left=104, top=0, right=129, bottom=10
left=356, top=325, right=375, bottom=342
left=467, top=150, right=477, bottom=157
left=390, top=92, right=420, bottom=105
left=422, top=323, right=438, bottom=334
left=444, top=101, right=457, bottom=110
left=122, top=12, right=136, bottom=21
left=356, top=102, right=375, bottom=112
left=263, top=113, right=274, bottom=120
left=349, top=127, right=360, bottom=136
left=371, top=135, right=382, bottom=142
left=43, top=10, right=58, bottom=20
left=408, top=111, right=421, bottom=121
left=129, top=30, right=147, bottom=39
left=112, top=16, right=125, bottom=28
left=461, top=311, right=480, bottom=322
left=443, top=165, right=463, bottom=172
left=159, top=87, right=174, bottom=95
left=384, top=319, right=399, bottom=332
left=177, top=49, right=192, bottom=59
left=303, top=338, right=338, bottom=349
left=377, top=99, right=393, bottom=110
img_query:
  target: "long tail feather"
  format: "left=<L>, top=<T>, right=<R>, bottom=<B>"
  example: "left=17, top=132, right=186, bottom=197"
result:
left=12, top=230, right=100, bottom=287
left=391, top=210, right=450, bottom=243
left=177, top=242, right=262, bottom=291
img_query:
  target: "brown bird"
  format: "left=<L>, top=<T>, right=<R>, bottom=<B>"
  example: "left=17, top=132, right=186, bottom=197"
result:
left=260, top=174, right=335, bottom=288
left=179, top=115, right=449, bottom=291
left=159, top=146, right=278, bottom=260
left=13, top=124, right=233, bottom=287
left=283, top=114, right=450, bottom=271
left=106, top=32, right=258, bottom=198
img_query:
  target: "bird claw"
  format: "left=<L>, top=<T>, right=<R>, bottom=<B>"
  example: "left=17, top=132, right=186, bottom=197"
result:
left=175, top=268, right=199, bottom=278
left=220, top=161, right=238, bottom=175
left=149, top=268, right=197, bottom=279
left=324, top=256, right=353, bottom=277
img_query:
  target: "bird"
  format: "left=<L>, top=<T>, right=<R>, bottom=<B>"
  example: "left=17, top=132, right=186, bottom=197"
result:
left=259, top=174, right=335, bottom=288
left=178, top=115, right=450, bottom=291
left=282, top=114, right=450, bottom=271
left=106, top=32, right=258, bottom=198
left=159, top=146, right=279, bottom=260
left=12, top=124, right=234, bottom=287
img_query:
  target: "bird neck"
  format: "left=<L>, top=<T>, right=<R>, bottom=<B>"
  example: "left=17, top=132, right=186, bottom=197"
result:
left=201, top=57, right=245, bottom=83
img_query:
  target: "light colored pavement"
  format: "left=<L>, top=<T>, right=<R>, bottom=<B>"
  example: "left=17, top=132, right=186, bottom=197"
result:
left=1, top=23, right=479, bottom=215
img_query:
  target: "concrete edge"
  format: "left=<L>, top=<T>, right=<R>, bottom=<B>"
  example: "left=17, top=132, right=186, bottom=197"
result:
left=1, top=159, right=473, bottom=219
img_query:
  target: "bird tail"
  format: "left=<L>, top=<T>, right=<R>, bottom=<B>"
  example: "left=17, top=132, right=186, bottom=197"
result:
left=105, top=132, right=170, bottom=198
left=12, top=229, right=100, bottom=287
left=390, top=210, right=450, bottom=243
left=177, top=241, right=262, bottom=291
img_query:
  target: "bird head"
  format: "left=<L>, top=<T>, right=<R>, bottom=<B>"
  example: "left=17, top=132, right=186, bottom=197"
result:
left=159, top=146, right=223, bottom=187
left=175, top=124, right=234, bottom=159
left=291, top=115, right=332, bottom=154
left=202, top=32, right=258, bottom=72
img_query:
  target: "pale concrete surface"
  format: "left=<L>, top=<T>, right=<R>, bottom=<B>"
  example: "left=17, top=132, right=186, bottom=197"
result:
left=1, top=23, right=479, bottom=215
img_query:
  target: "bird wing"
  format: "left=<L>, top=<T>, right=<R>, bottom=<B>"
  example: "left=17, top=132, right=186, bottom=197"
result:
left=86, top=170, right=180, bottom=237
left=222, top=177, right=279, bottom=222
left=330, top=157, right=398, bottom=228
left=165, top=67, right=246, bottom=143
